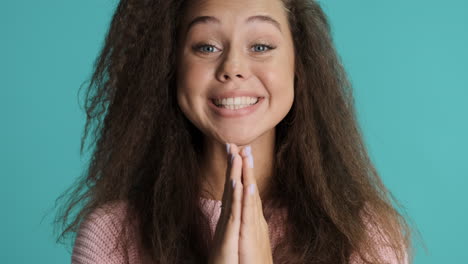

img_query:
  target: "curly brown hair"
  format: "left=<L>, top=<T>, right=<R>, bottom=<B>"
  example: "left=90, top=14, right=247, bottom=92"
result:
left=53, top=0, right=416, bottom=263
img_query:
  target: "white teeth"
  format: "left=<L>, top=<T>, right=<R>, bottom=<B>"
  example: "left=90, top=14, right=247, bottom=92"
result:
left=213, top=96, right=259, bottom=109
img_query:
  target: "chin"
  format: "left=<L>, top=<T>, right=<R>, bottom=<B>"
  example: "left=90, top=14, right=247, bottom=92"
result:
left=227, top=138, right=256, bottom=147
left=210, top=129, right=259, bottom=146
left=214, top=125, right=274, bottom=147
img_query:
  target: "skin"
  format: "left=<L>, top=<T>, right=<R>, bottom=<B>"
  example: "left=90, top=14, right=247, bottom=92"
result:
left=176, top=0, right=295, bottom=200
left=176, top=0, right=295, bottom=262
left=210, top=143, right=273, bottom=264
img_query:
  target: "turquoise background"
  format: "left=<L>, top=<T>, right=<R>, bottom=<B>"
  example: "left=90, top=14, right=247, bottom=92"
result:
left=1, top=0, right=466, bottom=262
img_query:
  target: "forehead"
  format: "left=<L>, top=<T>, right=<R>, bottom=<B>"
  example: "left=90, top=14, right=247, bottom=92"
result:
left=180, top=0, right=288, bottom=33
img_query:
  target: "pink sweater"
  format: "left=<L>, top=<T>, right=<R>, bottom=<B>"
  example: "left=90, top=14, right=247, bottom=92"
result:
left=72, top=199, right=408, bottom=264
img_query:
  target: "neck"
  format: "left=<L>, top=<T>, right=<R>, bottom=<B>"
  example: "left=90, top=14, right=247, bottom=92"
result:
left=199, top=129, right=276, bottom=201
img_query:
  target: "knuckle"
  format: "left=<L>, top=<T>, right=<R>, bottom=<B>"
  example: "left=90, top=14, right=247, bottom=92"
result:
left=234, top=183, right=243, bottom=196
left=228, top=211, right=239, bottom=223
left=241, top=216, right=250, bottom=226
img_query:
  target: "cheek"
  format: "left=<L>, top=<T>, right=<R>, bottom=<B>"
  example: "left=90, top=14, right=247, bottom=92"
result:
left=177, top=61, right=214, bottom=98
left=176, top=61, right=215, bottom=124
left=262, top=64, right=294, bottom=101
left=177, top=64, right=206, bottom=105
left=256, top=62, right=294, bottom=122
left=176, top=65, right=197, bottom=120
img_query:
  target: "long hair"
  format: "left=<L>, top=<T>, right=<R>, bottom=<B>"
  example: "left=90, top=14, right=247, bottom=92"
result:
left=53, top=0, right=415, bottom=263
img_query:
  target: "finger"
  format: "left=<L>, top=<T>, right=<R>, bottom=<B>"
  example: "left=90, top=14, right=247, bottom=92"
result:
left=224, top=167, right=243, bottom=237
left=240, top=145, right=258, bottom=227
left=220, top=171, right=243, bottom=247
left=228, top=144, right=243, bottom=212
left=219, top=143, right=242, bottom=224
left=229, top=144, right=242, bottom=186
left=241, top=146, right=265, bottom=216
left=219, top=145, right=243, bottom=258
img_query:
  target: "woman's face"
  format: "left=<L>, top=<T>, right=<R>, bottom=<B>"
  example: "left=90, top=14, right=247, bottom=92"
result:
left=176, top=0, right=295, bottom=145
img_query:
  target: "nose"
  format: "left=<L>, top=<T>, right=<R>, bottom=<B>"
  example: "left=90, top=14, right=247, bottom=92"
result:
left=216, top=48, right=250, bottom=83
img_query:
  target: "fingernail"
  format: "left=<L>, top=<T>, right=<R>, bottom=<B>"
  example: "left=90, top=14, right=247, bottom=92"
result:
left=244, top=146, right=254, bottom=168
left=244, top=145, right=251, bottom=156
left=230, top=153, right=235, bottom=163
left=226, top=143, right=230, bottom=154
left=249, top=184, right=255, bottom=195
left=231, top=179, right=236, bottom=188
left=248, top=155, right=254, bottom=168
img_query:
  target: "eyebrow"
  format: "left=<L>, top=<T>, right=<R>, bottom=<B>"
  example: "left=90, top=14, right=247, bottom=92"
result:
left=185, top=15, right=282, bottom=34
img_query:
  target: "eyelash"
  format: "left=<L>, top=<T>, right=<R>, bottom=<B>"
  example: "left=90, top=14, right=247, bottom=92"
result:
left=193, top=43, right=276, bottom=54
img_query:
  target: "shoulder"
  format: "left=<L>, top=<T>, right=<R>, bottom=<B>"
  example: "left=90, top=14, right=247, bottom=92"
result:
left=72, top=200, right=131, bottom=264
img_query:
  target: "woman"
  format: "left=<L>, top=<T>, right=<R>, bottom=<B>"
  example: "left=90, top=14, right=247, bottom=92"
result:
left=54, top=0, right=414, bottom=263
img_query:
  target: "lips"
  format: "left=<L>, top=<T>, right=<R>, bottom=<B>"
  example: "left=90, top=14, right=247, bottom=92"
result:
left=209, top=91, right=264, bottom=100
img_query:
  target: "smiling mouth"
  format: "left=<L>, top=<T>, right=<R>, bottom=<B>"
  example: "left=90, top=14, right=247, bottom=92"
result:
left=212, top=97, right=261, bottom=110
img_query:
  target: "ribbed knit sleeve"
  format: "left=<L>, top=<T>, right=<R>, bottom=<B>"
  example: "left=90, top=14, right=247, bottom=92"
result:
left=71, top=202, right=129, bottom=264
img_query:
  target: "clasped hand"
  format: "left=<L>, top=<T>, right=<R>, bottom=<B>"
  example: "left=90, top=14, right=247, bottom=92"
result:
left=208, top=143, right=273, bottom=264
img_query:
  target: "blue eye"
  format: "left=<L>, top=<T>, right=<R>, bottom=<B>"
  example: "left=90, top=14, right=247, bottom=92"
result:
left=252, top=44, right=275, bottom=52
left=194, top=44, right=220, bottom=53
